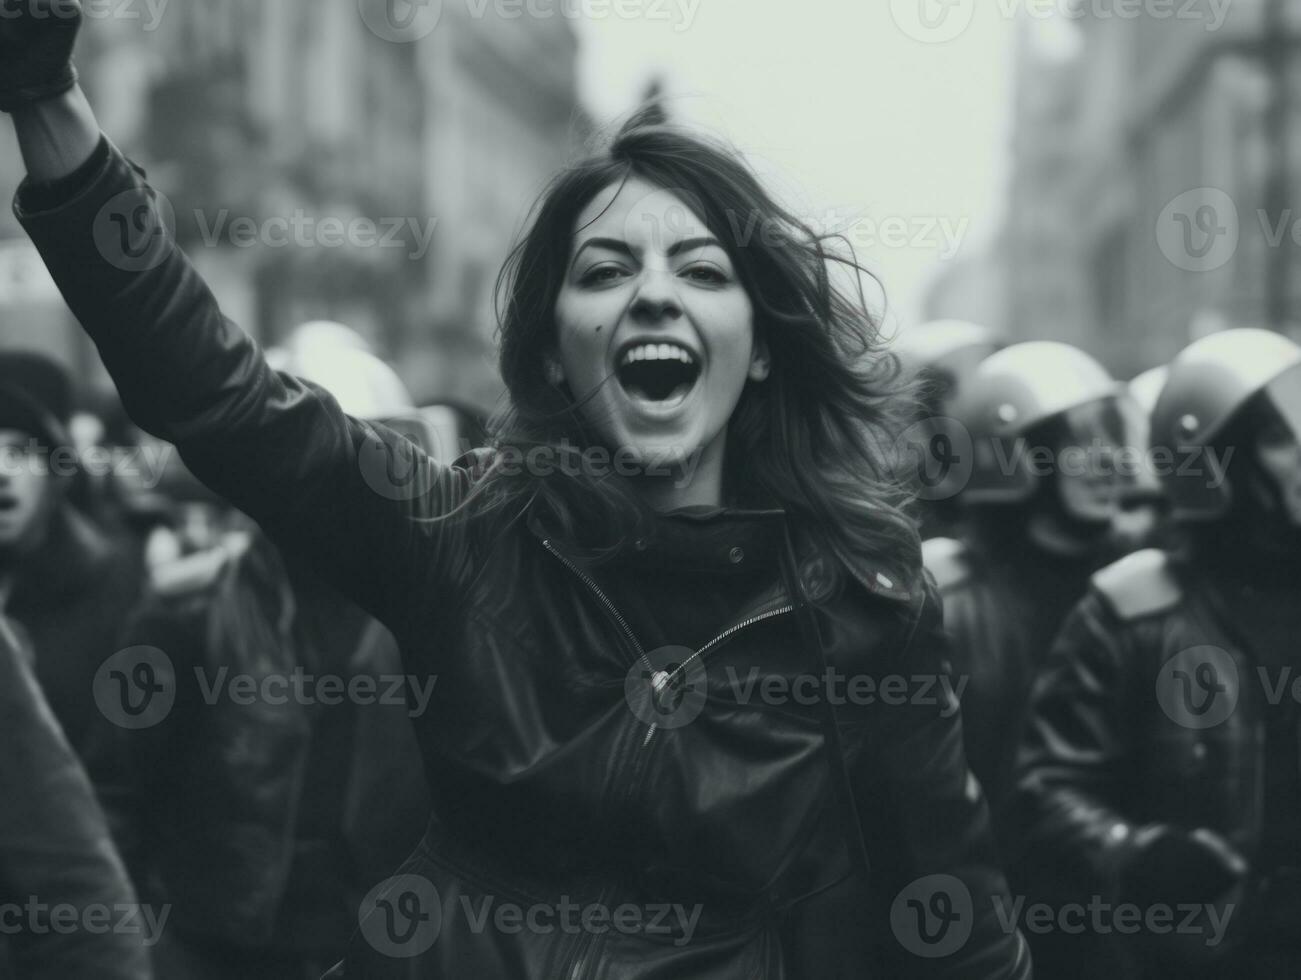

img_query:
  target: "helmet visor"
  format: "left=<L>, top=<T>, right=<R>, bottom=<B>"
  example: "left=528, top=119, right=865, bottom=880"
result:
left=1053, top=397, right=1128, bottom=522
left=1263, top=363, right=1301, bottom=448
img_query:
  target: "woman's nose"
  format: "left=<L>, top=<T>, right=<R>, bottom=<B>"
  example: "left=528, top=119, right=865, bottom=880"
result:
left=629, top=267, right=682, bottom=322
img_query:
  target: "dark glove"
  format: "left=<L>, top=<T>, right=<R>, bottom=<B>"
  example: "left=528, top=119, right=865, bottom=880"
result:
left=1118, top=825, right=1247, bottom=907
left=1117, top=826, right=1249, bottom=967
left=0, top=0, right=83, bottom=113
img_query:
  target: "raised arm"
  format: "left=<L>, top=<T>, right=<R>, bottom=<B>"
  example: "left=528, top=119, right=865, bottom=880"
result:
left=2, top=4, right=480, bottom=631
left=2, top=0, right=96, bottom=176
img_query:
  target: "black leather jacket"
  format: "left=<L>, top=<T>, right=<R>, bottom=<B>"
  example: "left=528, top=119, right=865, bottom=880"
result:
left=924, top=534, right=1096, bottom=833
left=16, top=138, right=1030, bottom=979
left=1014, top=547, right=1301, bottom=976
left=0, top=617, right=153, bottom=980
left=99, top=527, right=432, bottom=955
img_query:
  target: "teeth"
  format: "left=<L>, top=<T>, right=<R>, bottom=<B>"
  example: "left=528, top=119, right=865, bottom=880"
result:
left=620, top=343, right=695, bottom=367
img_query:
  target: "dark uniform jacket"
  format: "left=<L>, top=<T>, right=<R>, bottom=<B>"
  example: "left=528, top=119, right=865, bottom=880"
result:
left=924, top=535, right=1096, bottom=831
left=1014, top=547, right=1301, bottom=978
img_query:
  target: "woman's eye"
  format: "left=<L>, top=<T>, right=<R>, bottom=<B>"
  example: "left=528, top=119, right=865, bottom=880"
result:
left=682, top=265, right=728, bottom=284
left=579, top=265, right=627, bottom=286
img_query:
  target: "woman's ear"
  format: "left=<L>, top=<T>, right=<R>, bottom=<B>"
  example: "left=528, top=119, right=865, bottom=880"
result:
left=748, top=337, right=771, bottom=383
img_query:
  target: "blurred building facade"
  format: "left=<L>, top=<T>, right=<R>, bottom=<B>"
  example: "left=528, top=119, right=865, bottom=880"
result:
left=1, top=0, right=588, bottom=412
left=999, top=0, right=1301, bottom=378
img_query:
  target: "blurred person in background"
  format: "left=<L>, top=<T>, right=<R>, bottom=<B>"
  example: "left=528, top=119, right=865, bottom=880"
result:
left=922, top=342, right=1128, bottom=838
left=1014, top=328, right=1301, bottom=979
left=0, top=614, right=153, bottom=980
left=1109, top=365, right=1171, bottom=556
left=4, top=8, right=1032, bottom=977
left=0, top=349, right=145, bottom=764
left=894, top=319, right=1005, bottom=540
left=101, top=324, right=433, bottom=980
left=74, top=388, right=205, bottom=567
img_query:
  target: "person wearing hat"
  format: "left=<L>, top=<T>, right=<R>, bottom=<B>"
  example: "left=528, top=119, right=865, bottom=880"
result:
left=0, top=349, right=74, bottom=563
left=1014, top=328, right=1301, bottom=978
left=0, top=349, right=146, bottom=762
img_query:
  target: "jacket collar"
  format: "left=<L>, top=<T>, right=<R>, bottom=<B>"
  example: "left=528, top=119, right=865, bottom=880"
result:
left=482, top=445, right=914, bottom=606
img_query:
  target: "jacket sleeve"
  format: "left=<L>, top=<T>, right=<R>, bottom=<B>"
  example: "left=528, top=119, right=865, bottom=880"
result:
left=0, top=618, right=153, bottom=980
left=13, top=139, right=479, bottom=632
left=854, top=578, right=1033, bottom=979
left=1010, top=593, right=1139, bottom=900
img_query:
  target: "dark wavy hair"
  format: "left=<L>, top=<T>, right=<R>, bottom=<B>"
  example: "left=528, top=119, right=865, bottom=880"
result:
left=455, top=106, right=922, bottom=595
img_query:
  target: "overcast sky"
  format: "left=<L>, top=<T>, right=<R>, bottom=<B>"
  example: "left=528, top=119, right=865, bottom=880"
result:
left=573, top=1, right=1021, bottom=329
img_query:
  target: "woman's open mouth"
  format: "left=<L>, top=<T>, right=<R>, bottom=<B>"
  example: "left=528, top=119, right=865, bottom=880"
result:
left=615, top=342, right=702, bottom=405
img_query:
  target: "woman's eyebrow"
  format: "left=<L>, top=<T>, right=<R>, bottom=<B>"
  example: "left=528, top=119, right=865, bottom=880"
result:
left=570, top=235, right=724, bottom=270
left=667, top=236, right=724, bottom=257
left=571, top=237, right=633, bottom=269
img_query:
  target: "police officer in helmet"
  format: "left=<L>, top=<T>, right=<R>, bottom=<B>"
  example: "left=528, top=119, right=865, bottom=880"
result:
left=1015, top=327, right=1301, bottom=978
left=922, top=341, right=1128, bottom=837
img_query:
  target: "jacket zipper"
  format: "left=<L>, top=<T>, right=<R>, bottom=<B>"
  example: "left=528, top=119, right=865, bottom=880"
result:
left=541, top=539, right=654, bottom=666
left=643, top=604, right=796, bottom=746
left=540, top=538, right=794, bottom=744
left=541, top=538, right=795, bottom=980
left=566, top=883, right=617, bottom=980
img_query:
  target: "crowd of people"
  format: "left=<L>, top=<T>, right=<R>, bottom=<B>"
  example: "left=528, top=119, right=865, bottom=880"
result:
left=899, top=321, right=1301, bottom=979
left=2, top=2, right=1301, bottom=978
left=0, top=331, right=479, bottom=978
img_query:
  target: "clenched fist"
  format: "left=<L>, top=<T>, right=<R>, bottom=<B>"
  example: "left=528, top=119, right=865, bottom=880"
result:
left=0, top=0, right=82, bottom=113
